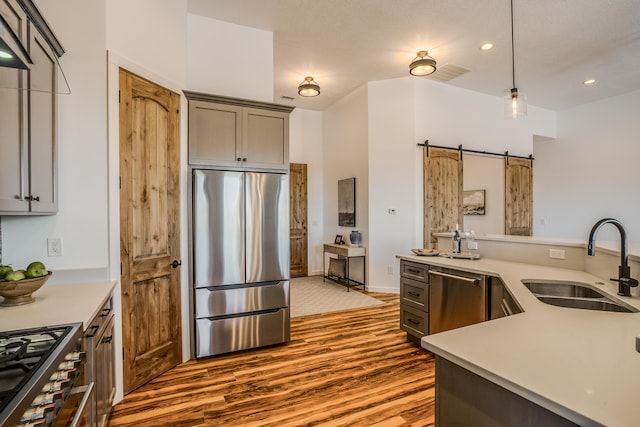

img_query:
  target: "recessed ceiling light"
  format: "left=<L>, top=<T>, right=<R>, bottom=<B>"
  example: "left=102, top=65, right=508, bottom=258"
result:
left=480, top=43, right=494, bottom=51
left=583, top=79, right=596, bottom=85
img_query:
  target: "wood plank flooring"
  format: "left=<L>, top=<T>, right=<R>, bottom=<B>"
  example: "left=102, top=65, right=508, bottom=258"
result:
left=108, top=292, right=436, bottom=427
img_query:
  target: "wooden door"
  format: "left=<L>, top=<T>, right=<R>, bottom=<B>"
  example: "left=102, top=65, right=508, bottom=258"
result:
left=119, top=69, right=181, bottom=393
left=289, top=163, right=308, bottom=277
left=505, top=157, right=533, bottom=236
left=423, top=147, right=463, bottom=248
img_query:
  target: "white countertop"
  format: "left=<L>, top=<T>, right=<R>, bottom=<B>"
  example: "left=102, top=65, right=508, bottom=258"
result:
left=0, top=281, right=116, bottom=331
left=397, top=254, right=640, bottom=427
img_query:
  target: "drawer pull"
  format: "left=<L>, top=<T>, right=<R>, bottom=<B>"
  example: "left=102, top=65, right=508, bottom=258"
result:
left=407, top=291, right=421, bottom=297
left=407, top=268, right=421, bottom=274
left=407, top=318, right=420, bottom=325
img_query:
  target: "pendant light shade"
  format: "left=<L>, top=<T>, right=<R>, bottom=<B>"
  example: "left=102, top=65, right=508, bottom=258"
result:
left=505, top=0, right=527, bottom=118
left=409, top=51, right=437, bottom=76
left=298, top=76, right=320, bottom=97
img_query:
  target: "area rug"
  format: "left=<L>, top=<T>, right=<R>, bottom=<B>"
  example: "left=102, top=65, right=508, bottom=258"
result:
left=290, top=275, right=384, bottom=317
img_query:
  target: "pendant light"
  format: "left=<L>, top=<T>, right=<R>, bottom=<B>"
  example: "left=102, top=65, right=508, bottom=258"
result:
left=504, top=0, right=527, bottom=118
left=298, top=76, right=320, bottom=97
left=409, top=51, right=437, bottom=76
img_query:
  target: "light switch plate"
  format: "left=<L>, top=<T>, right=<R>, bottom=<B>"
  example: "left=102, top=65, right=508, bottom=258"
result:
left=549, top=249, right=565, bottom=259
left=47, top=237, right=62, bottom=257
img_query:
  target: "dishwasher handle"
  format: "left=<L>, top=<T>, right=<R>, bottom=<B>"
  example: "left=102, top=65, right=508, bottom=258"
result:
left=429, top=270, right=480, bottom=285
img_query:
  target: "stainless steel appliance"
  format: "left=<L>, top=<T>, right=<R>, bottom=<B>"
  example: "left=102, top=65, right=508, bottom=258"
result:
left=0, top=323, right=92, bottom=427
left=428, top=267, right=487, bottom=334
left=192, top=169, right=290, bottom=358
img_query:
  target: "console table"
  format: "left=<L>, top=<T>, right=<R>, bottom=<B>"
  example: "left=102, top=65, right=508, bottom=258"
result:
left=322, top=243, right=366, bottom=291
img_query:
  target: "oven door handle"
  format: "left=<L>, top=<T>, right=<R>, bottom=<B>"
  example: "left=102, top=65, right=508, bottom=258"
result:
left=69, top=382, right=94, bottom=427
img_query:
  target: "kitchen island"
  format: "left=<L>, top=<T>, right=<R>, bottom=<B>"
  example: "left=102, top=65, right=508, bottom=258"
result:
left=396, top=254, right=640, bottom=427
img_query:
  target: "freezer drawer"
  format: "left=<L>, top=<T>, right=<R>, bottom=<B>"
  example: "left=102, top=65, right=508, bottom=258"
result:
left=195, top=308, right=290, bottom=357
left=195, top=281, right=289, bottom=317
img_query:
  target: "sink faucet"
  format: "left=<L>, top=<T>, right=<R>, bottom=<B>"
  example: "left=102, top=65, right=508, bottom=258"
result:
left=587, top=218, right=639, bottom=296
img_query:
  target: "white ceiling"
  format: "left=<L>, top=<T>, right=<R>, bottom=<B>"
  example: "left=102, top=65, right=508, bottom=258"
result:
left=187, top=0, right=640, bottom=112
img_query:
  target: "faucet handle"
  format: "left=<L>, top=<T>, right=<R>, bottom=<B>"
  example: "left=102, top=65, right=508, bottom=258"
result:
left=611, top=276, right=639, bottom=288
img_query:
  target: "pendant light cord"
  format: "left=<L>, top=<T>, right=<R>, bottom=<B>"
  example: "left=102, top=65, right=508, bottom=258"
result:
left=510, top=0, right=516, bottom=89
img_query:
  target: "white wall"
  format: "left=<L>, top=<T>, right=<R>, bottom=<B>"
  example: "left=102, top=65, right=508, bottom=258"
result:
left=367, top=78, right=417, bottom=292
left=289, top=108, right=324, bottom=275
left=463, top=154, right=505, bottom=234
left=534, top=89, right=640, bottom=243
left=323, top=85, right=369, bottom=284
left=186, top=14, right=273, bottom=102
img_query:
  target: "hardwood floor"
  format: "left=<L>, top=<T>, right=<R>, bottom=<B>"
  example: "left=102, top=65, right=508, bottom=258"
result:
left=108, top=292, right=436, bottom=427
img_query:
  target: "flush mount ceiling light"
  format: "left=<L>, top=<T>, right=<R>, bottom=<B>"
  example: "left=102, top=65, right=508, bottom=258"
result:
left=298, top=76, right=320, bottom=97
left=409, top=50, right=437, bottom=76
left=583, top=79, right=596, bottom=85
left=480, top=43, right=494, bottom=51
left=504, top=0, right=527, bottom=119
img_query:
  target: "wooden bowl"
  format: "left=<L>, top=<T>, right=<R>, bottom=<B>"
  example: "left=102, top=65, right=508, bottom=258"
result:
left=0, top=271, right=52, bottom=306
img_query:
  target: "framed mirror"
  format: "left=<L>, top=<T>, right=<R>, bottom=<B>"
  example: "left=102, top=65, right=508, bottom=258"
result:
left=338, top=177, right=356, bottom=226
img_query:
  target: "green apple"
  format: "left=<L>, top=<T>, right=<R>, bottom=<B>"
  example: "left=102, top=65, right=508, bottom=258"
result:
left=0, top=265, right=12, bottom=280
left=27, top=261, right=45, bottom=271
left=5, top=270, right=26, bottom=281
left=26, top=261, right=47, bottom=278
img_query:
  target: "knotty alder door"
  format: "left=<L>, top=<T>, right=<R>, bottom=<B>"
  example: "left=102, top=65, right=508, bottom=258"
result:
left=505, top=157, right=533, bottom=236
left=119, top=69, right=182, bottom=393
left=423, top=147, right=463, bottom=248
left=289, top=163, right=308, bottom=277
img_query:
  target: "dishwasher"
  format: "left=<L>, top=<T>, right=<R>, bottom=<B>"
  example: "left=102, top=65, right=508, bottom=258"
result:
left=428, top=266, right=487, bottom=334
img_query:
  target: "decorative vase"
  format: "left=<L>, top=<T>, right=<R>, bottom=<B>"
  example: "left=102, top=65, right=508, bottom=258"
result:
left=349, top=230, right=362, bottom=246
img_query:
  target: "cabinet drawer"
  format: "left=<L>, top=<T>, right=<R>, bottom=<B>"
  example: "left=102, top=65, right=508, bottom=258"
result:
left=401, top=277, right=428, bottom=310
left=400, top=305, right=428, bottom=337
left=401, top=260, right=429, bottom=282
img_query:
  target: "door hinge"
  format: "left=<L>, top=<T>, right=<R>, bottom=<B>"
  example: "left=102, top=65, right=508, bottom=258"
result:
left=118, top=90, right=121, bottom=103
left=122, top=348, right=125, bottom=360
left=119, top=176, right=121, bottom=189
left=120, top=262, right=122, bottom=276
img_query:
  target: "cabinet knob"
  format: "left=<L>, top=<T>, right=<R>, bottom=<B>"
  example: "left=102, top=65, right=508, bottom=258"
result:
left=237, top=157, right=242, bottom=161
left=171, top=260, right=182, bottom=268
left=25, top=195, right=40, bottom=202
left=242, top=158, right=247, bottom=162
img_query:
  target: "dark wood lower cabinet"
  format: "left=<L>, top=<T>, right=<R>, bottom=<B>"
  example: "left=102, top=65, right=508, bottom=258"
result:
left=435, top=356, right=580, bottom=427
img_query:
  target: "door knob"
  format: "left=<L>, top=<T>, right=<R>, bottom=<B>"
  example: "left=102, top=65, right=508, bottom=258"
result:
left=171, top=260, right=182, bottom=268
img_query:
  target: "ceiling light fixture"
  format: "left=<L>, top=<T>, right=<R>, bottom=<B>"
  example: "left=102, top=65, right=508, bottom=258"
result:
left=409, top=50, right=437, bottom=76
left=298, top=76, right=320, bottom=97
left=583, top=79, right=596, bottom=85
left=480, top=43, right=494, bottom=51
left=504, top=0, right=527, bottom=119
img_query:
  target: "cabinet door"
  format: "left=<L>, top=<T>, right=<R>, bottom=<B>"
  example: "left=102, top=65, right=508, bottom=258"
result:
left=0, top=0, right=29, bottom=212
left=0, top=80, right=29, bottom=212
left=242, top=107, right=289, bottom=170
left=28, top=31, right=57, bottom=213
left=188, top=100, right=242, bottom=166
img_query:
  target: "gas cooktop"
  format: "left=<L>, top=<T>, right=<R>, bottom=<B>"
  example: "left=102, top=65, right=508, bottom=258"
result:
left=0, top=323, right=83, bottom=426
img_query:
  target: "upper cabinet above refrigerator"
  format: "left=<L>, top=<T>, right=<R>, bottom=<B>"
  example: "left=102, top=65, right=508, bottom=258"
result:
left=184, top=91, right=295, bottom=172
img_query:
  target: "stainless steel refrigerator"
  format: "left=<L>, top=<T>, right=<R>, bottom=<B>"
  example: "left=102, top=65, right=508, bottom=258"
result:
left=192, top=169, right=290, bottom=358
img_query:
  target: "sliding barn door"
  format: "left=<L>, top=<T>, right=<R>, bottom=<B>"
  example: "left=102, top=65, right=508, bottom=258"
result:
left=423, top=147, right=463, bottom=248
left=505, top=157, right=533, bottom=236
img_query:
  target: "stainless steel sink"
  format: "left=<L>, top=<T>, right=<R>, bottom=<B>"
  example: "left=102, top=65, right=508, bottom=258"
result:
left=522, top=280, right=606, bottom=299
left=536, top=296, right=636, bottom=313
left=521, top=279, right=638, bottom=313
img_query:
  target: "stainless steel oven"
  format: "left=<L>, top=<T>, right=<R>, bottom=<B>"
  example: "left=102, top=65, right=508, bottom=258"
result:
left=0, top=323, right=93, bottom=427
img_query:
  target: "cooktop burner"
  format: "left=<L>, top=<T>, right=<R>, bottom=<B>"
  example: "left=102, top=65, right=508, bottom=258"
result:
left=0, top=326, right=72, bottom=414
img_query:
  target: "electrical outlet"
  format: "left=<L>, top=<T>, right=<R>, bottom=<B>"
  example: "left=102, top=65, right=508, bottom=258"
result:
left=467, top=241, right=478, bottom=250
left=387, top=265, right=393, bottom=275
left=47, top=238, right=63, bottom=257
left=549, top=249, right=565, bottom=260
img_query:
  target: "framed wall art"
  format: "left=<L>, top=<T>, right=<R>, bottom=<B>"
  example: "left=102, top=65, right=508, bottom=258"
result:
left=463, top=189, right=486, bottom=215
